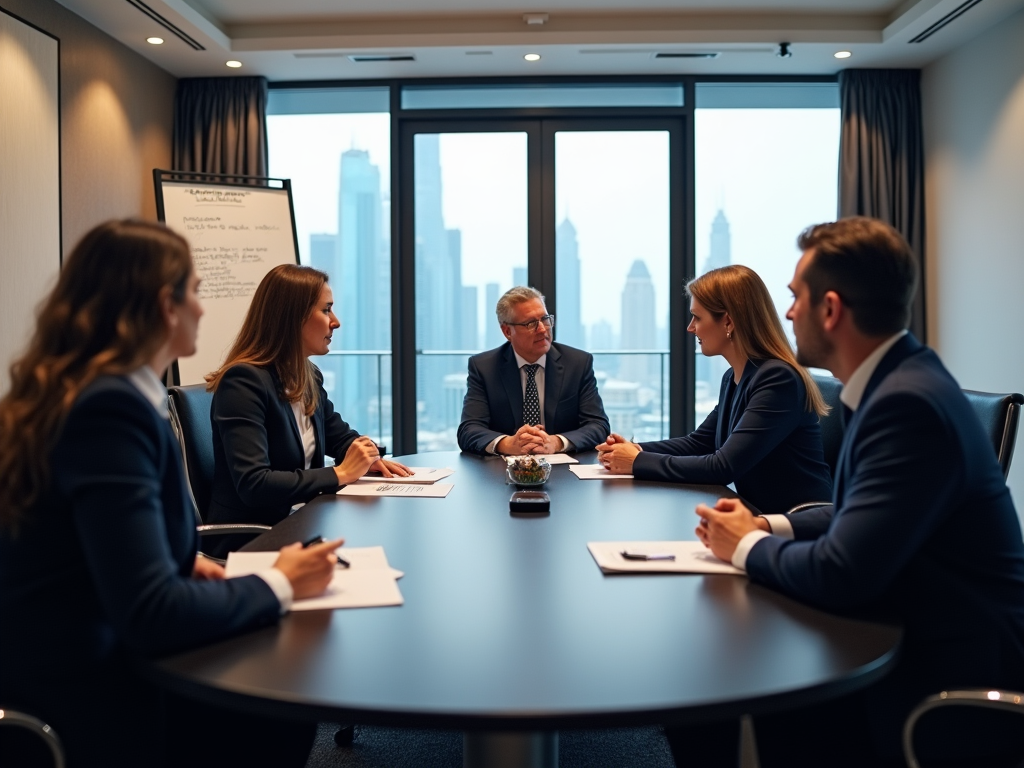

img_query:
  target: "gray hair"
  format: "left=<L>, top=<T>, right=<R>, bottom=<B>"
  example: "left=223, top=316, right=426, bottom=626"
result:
left=496, top=286, right=546, bottom=324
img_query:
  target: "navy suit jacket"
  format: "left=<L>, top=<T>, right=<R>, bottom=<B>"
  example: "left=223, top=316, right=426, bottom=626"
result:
left=457, top=342, right=610, bottom=454
left=747, top=335, right=1024, bottom=710
left=0, top=376, right=281, bottom=764
left=208, top=363, right=360, bottom=528
left=634, top=358, right=832, bottom=514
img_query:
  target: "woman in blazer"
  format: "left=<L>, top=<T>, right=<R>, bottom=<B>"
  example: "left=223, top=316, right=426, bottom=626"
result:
left=598, top=264, right=832, bottom=514
left=205, top=264, right=408, bottom=535
left=0, top=220, right=342, bottom=767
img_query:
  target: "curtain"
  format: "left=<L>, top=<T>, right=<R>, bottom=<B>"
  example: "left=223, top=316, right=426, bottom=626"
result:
left=172, top=77, right=268, bottom=178
left=838, top=69, right=926, bottom=341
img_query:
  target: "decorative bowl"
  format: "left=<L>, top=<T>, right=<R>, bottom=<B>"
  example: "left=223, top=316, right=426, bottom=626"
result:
left=505, top=456, right=552, bottom=486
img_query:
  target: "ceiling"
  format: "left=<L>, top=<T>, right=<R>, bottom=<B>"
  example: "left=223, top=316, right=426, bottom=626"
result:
left=57, top=0, right=1024, bottom=80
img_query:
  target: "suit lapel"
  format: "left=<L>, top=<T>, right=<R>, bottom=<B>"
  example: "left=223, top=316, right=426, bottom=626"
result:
left=311, top=402, right=325, bottom=468
left=499, top=344, right=525, bottom=427
left=544, top=345, right=564, bottom=431
left=833, top=334, right=924, bottom=505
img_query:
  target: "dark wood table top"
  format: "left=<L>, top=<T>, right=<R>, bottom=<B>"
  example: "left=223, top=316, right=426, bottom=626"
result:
left=152, top=451, right=900, bottom=730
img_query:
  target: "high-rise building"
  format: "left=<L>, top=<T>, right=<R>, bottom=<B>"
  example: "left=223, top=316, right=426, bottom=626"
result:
left=619, top=259, right=657, bottom=384
left=461, top=285, right=478, bottom=351
left=484, top=282, right=503, bottom=349
left=335, top=149, right=388, bottom=427
left=512, top=266, right=528, bottom=290
left=703, top=209, right=731, bottom=274
left=309, top=234, right=336, bottom=277
left=555, top=217, right=583, bottom=348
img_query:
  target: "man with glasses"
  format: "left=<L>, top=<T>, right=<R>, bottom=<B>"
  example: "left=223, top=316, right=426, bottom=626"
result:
left=458, top=286, right=609, bottom=455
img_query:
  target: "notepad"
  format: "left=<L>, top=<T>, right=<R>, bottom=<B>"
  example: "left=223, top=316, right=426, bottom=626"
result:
left=226, top=546, right=404, bottom=609
left=338, top=482, right=454, bottom=498
left=587, top=541, right=744, bottom=575
left=357, top=467, right=454, bottom=484
left=568, top=464, right=633, bottom=480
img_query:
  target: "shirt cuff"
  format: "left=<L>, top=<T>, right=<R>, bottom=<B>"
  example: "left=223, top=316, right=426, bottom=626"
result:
left=761, top=514, right=795, bottom=540
left=256, top=568, right=294, bottom=614
left=486, top=436, right=505, bottom=455
left=732, top=530, right=772, bottom=571
left=557, top=435, right=571, bottom=453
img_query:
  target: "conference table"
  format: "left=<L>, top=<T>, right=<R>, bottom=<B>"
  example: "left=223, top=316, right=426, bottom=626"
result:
left=152, top=451, right=900, bottom=768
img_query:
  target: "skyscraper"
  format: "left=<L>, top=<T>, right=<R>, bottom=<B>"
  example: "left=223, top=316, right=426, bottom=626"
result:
left=619, top=259, right=657, bottom=384
left=703, top=209, right=731, bottom=274
left=336, top=149, right=388, bottom=426
left=555, top=217, right=583, bottom=348
left=696, top=209, right=732, bottom=413
left=513, top=266, right=528, bottom=289
left=484, top=282, right=503, bottom=349
left=461, top=285, right=478, bottom=351
left=309, top=233, right=335, bottom=277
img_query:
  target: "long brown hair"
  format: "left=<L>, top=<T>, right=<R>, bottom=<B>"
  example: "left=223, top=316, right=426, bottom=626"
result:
left=0, top=220, right=193, bottom=533
left=206, top=264, right=328, bottom=415
left=687, top=265, right=828, bottom=417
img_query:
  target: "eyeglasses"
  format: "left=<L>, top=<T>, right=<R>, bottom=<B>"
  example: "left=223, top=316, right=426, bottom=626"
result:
left=505, top=314, right=555, bottom=333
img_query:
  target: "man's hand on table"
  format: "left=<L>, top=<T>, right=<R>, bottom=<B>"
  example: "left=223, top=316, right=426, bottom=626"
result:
left=498, top=425, right=561, bottom=455
left=596, top=434, right=641, bottom=474
left=695, top=498, right=771, bottom=562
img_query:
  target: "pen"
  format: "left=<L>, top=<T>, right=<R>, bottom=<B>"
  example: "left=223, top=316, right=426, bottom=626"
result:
left=302, top=535, right=323, bottom=548
left=620, top=551, right=676, bottom=561
left=335, top=554, right=351, bottom=569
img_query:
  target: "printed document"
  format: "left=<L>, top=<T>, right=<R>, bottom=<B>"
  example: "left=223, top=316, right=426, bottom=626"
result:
left=357, top=467, right=454, bottom=484
left=587, top=541, right=744, bottom=575
left=339, top=482, right=454, bottom=498
left=569, top=464, right=633, bottom=480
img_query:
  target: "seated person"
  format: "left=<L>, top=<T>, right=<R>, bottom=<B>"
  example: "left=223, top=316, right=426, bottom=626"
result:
left=598, top=265, right=832, bottom=515
left=457, top=286, right=610, bottom=455
left=205, top=265, right=408, bottom=535
left=0, top=220, right=342, bottom=767
left=689, top=217, right=1024, bottom=767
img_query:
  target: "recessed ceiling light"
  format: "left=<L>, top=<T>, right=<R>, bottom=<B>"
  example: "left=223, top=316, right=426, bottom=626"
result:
left=524, top=53, right=541, bottom=62
left=226, top=60, right=243, bottom=68
left=834, top=51, right=852, bottom=59
left=146, top=37, right=164, bottom=45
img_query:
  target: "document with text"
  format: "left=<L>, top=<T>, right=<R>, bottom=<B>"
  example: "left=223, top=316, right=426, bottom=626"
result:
left=587, top=541, right=745, bottom=575
left=339, top=482, right=454, bottom=498
left=226, top=546, right=405, bottom=609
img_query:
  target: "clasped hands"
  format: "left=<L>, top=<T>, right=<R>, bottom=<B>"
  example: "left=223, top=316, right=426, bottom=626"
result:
left=497, top=424, right=562, bottom=455
left=694, top=498, right=770, bottom=563
left=595, top=433, right=641, bottom=474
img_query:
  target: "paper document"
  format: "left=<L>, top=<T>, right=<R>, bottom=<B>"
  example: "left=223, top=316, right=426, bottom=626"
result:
left=587, top=541, right=744, bottom=575
left=357, top=467, right=454, bottom=484
left=568, top=464, right=633, bottom=480
left=505, top=453, right=579, bottom=466
left=226, top=546, right=404, bottom=610
left=338, top=482, right=454, bottom=498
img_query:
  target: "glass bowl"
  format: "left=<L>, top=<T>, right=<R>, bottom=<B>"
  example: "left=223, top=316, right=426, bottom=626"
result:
left=505, top=456, right=552, bottom=487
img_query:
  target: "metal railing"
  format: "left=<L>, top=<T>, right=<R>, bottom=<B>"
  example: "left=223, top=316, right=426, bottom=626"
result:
left=316, top=348, right=672, bottom=450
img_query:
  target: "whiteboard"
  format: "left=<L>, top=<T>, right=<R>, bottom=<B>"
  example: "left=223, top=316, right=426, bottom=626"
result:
left=156, top=177, right=299, bottom=385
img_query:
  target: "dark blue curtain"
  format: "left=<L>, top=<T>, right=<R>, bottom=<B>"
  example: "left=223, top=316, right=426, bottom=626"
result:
left=172, top=76, right=268, bottom=178
left=838, top=69, right=925, bottom=341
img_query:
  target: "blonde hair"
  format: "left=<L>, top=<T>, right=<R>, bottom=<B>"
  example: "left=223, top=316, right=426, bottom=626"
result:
left=687, top=265, right=828, bottom=417
left=0, top=220, right=193, bottom=533
left=206, top=264, right=328, bottom=415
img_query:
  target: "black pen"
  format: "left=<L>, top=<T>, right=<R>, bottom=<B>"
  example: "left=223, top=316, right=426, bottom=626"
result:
left=302, top=534, right=349, bottom=567
left=302, top=535, right=323, bottom=548
left=621, top=551, right=676, bottom=561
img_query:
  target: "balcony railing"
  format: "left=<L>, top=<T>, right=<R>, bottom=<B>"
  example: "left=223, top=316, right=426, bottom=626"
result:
left=315, top=348, right=672, bottom=452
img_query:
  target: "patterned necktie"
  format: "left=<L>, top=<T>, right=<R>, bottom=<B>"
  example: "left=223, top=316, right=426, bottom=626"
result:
left=523, top=364, right=541, bottom=426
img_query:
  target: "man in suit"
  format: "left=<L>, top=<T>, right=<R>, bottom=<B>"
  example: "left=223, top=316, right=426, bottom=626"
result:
left=685, top=217, right=1024, bottom=766
left=458, top=286, right=609, bottom=455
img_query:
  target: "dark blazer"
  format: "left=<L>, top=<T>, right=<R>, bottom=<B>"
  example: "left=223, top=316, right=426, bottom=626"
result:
left=746, top=334, right=1024, bottom=748
left=457, top=342, right=610, bottom=454
left=0, top=376, right=281, bottom=765
left=208, top=363, right=360, bottom=528
left=634, top=358, right=832, bottom=514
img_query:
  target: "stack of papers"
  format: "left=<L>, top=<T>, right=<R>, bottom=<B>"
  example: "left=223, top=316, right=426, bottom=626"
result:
left=568, top=464, right=633, bottom=480
left=587, top=541, right=744, bottom=575
left=339, top=482, right=453, bottom=498
left=226, top=546, right=405, bottom=610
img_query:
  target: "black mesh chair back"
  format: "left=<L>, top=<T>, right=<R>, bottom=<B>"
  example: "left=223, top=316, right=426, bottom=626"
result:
left=811, top=373, right=845, bottom=479
left=0, top=709, right=65, bottom=768
left=168, top=385, right=216, bottom=524
left=962, top=390, right=1023, bottom=479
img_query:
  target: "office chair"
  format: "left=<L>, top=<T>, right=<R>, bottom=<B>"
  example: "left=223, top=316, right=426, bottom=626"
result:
left=962, top=390, right=1023, bottom=479
left=167, top=385, right=270, bottom=565
left=786, top=372, right=845, bottom=515
left=0, top=708, right=65, bottom=768
left=903, top=689, right=1024, bottom=768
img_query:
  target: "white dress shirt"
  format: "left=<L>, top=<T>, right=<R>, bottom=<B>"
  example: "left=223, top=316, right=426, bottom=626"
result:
left=127, top=366, right=293, bottom=612
left=485, top=352, right=571, bottom=454
left=729, top=331, right=908, bottom=571
left=290, top=400, right=316, bottom=470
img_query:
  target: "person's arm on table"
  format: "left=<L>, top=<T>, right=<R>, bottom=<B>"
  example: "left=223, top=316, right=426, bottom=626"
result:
left=556, top=356, right=610, bottom=452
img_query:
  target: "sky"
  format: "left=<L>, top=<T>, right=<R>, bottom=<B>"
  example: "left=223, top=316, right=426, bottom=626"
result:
left=267, top=107, right=839, bottom=345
